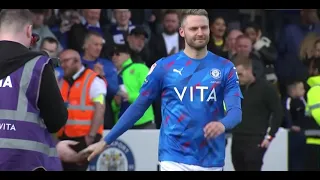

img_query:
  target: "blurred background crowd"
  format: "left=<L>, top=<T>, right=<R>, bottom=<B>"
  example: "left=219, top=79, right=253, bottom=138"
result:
left=20, top=9, right=320, bottom=170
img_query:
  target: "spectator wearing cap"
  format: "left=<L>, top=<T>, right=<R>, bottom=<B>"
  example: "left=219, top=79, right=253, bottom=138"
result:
left=67, top=9, right=113, bottom=59
left=111, top=45, right=156, bottom=129
left=29, top=9, right=62, bottom=51
left=126, top=26, right=150, bottom=64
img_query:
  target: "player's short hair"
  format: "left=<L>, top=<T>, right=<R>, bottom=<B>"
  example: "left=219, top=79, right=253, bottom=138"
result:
left=40, top=37, right=59, bottom=48
left=0, top=9, right=33, bottom=33
left=234, top=55, right=252, bottom=69
left=179, top=9, right=208, bottom=26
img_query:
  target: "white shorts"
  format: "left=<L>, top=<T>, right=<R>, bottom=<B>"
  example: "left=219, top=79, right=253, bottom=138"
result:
left=159, top=161, right=223, bottom=171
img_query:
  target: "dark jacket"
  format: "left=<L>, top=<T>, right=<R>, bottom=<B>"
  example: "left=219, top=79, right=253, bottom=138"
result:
left=207, top=38, right=228, bottom=59
left=148, top=32, right=185, bottom=68
left=254, top=36, right=277, bottom=66
left=232, top=78, right=283, bottom=138
left=283, top=97, right=307, bottom=129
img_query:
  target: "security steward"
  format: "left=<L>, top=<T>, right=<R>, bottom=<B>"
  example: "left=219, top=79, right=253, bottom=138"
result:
left=304, top=59, right=320, bottom=171
left=111, top=45, right=156, bottom=129
left=0, top=9, right=71, bottom=171
left=57, top=49, right=107, bottom=171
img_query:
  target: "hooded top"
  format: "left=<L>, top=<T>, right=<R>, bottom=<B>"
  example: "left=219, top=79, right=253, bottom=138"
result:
left=0, top=41, right=48, bottom=80
left=0, top=40, right=67, bottom=133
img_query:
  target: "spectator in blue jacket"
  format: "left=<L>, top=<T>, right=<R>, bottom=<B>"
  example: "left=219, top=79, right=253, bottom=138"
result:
left=81, top=31, right=119, bottom=98
left=81, top=30, right=129, bottom=129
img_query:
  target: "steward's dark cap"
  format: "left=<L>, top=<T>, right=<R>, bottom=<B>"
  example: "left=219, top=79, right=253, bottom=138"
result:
left=130, top=26, right=148, bottom=38
left=112, top=45, right=131, bottom=55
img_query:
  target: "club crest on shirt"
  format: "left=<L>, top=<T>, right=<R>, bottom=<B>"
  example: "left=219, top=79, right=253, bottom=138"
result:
left=210, top=68, right=221, bottom=79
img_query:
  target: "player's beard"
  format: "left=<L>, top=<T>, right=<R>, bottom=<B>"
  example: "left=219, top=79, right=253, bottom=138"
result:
left=185, top=36, right=209, bottom=51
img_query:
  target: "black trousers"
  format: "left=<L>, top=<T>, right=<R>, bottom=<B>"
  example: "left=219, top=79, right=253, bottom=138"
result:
left=288, top=131, right=306, bottom=171
left=59, top=134, right=102, bottom=171
left=305, top=143, right=320, bottom=171
left=231, top=135, right=267, bottom=171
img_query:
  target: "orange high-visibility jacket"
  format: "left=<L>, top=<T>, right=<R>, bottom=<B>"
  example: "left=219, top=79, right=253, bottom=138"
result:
left=57, top=68, right=104, bottom=138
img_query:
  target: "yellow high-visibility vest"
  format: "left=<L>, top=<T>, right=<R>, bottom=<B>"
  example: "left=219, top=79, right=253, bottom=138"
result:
left=306, top=76, right=320, bottom=126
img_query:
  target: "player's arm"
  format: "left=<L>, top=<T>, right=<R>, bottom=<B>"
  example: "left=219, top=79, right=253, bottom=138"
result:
left=127, top=64, right=150, bottom=103
left=264, top=82, right=283, bottom=138
left=103, top=61, right=164, bottom=145
left=88, top=77, right=107, bottom=139
left=221, top=65, right=243, bottom=130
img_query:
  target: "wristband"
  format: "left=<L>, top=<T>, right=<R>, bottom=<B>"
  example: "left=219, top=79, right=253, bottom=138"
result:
left=265, top=135, right=273, bottom=141
left=88, top=134, right=96, bottom=139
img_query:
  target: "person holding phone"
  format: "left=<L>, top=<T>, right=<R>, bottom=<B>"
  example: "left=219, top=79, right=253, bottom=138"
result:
left=50, top=9, right=81, bottom=49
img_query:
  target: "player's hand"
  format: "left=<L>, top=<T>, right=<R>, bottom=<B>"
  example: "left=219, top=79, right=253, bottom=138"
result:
left=94, top=63, right=105, bottom=76
left=203, top=121, right=225, bottom=139
left=79, top=140, right=108, bottom=162
left=57, top=140, right=87, bottom=163
left=259, top=139, right=270, bottom=149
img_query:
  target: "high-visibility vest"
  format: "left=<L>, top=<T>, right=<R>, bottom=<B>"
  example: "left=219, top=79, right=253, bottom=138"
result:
left=305, top=76, right=320, bottom=145
left=306, top=76, right=320, bottom=126
left=0, top=55, right=61, bottom=171
left=57, top=68, right=104, bottom=138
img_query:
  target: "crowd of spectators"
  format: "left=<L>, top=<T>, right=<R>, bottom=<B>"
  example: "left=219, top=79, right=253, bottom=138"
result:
left=28, top=9, right=320, bottom=170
